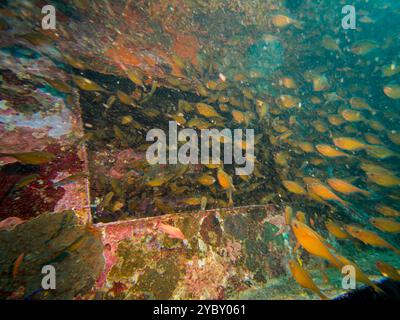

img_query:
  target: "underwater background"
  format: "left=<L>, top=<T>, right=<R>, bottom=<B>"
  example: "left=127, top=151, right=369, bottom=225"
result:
left=0, top=0, right=399, bottom=300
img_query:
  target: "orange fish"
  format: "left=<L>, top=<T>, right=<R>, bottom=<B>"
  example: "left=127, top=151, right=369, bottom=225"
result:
left=156, top=221, right=185, bottom=240
left=291, top=219, right=343, bottom=268
left=341, top=109, right=364, bottom=122
left=369, top=217, right=400, bottom=233
left=284, top=206, right=293, bottom=225
left=13, top=253, right=25, bottom=280
left=376, top=204, right=400, bottom=217
left=307, top=183, right=348, bottom=206
left=282, top=180, right=307, bottom=195
left=288, top=260, right=328, bottom=300
left=345, top=225, right=400, bottom=255
left=326, top=178, right=370, bottom=196
left=0, top=217, right=24, bottom=231
left=333, top=137, right=367, bottom=151
left=376, top=261, right=400, bottom=281
left=217, top=167, right=235, bottom=190
left=325, top=219, right=350, bottom=239
left=316, top=144, right=350, bottom=158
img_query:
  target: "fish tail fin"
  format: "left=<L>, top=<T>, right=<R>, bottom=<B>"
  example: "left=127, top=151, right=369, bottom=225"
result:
left=391, top=246, right=400, bottom=256
left=361, top=190, right=371, bottom=197
left=293, top=21, right=304, bottom=30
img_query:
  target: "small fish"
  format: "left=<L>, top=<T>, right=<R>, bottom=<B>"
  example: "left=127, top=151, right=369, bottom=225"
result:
left=271, top=14, right=303, bottom=29
left=291, top=219, right=343, bottom=268
left=280, top=76, right=298, bottom=89
left=327, top=115, right=345, bottom=126
left=333, top=137, right=367, bottom=151
left=155, top=221, right=185, bottom=240
left=321, top=35, right=342, bottom=54
left=369, top=217, right=400, bottom=233
left=72, top=75, right=107, bottom=92
left=376, top=205, right=400, bottom=217
left=0, top=217, right=24, bottom=231
left=326, top=178, right=370, bottom=196
left=125, top=69, right=144, bottom=88
left=231, top=110, right=247, bottom=124
left=345, top=225, right=400, bottom=255
left=276, top=95, right=300, bottom=109
left=146, top=175, right=171, bottom=187
left=54, top=172, right=87, bottom=188
left=284, top=206, right=293, bottom=225
left=365, top=145, right=398, bottom=159
left=349, top=97, right=374, bottom=112
left=282, top=180, right=307, bottom=195
left=383, top=84, right=400, bottom=99
left=99, top=192, right=114, bottom=210
left=116, top=90, right=136, bottom=106
left=298, top=142, right=315, bottom=153
left=307, top=183, right=348, bottom=206
left=195, top=103, right=222, bottom=118
left=376, top=261, right=400, bottom=281
left=187, top=118, right=212, bottom=129
left=12, top=174, right=40, bottom=192
left=197, top=174, right=216, bottom=186
left=351, top=40, right=379, bottom=55
left=341, top=109, right=364, bottom=122
left=316, top=144, right=350, bottom=158
left=325, top=219, right=350, bottom=239
left=12, top=253, right=25, bottom=280
left=0, top=151, right=55, bottom=165
left=381, top=64, right=400, bottom=77
left=44, top=78, right=73, bottom=94
left=312, top=74, right=330, bottom=92
left=217, top=167, right=234, bottom=190
left=288, top=260, right=328, bottom=300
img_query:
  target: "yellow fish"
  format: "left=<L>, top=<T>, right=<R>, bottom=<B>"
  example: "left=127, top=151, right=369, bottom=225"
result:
left=217, top=167, right=234, bottom=190
left=316, top=144, right=350, bottom=158
left=276, top=95, right=300, bottom=109
left=326, top=178, right=370, bottom=196
left=376, top=261, right=400, bottom=281
left=333, top=137, right=367, bottom=151
left=383, top=84, right=400, bottom=99
left=271, top=14, right=303, bottom=29
left=376, top=204, right=400, bottom=217
left=282, top=180, right=307, bottom=195
left=291, top=219, right=343, bottom=268
left=345, top=225, right=400, bottom=255
left=325, top=219, right=350, bottom=239
left=351, top=40, right=378, bottom=55
left=0, top=151, right=55, bottom=165
left=307, top=183, right=348, bottom=206
left=196, top=103, right=222, bottom=118
left=197, top=174, right=216, bottom=186
left=369, top=217, right=400, bottom=233
left=288, top=260, right=328, bottom=300
left=72, top=75, right=107, bottom=92
left=341, top=109, right=364, bottom=122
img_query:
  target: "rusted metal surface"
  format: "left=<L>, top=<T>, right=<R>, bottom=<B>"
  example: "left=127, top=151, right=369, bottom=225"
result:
left=0, top=65, right=90, bottom=223
left=87, top=204, right=290, bottom=299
